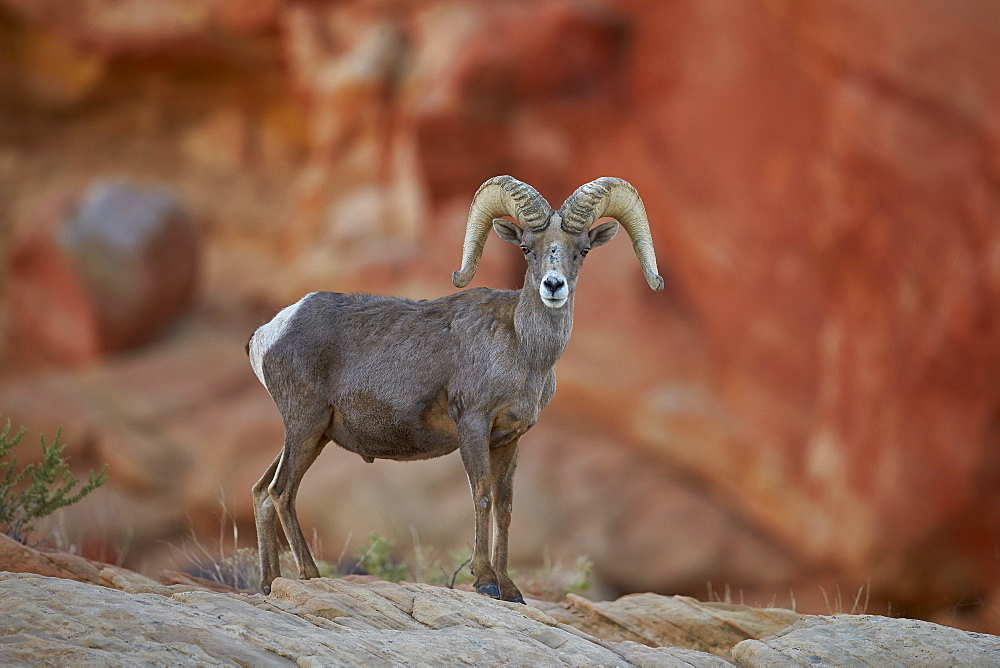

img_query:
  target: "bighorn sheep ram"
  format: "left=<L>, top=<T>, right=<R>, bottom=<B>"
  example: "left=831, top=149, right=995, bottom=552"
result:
left=249, top=176, right=663, bottom=601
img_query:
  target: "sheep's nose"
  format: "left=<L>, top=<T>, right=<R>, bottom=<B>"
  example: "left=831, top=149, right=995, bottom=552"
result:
left=543, top=276, right=565, bottom=293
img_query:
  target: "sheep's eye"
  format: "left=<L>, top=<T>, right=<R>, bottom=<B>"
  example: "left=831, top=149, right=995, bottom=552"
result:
left=580, top=248, right=590, bottom=257
left=520, top=246, right=530, bottom=255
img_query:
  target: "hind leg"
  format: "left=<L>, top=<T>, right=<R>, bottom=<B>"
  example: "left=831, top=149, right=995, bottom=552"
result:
left=267, top=406, right=330, bottom=589
left=253, top=454, right=282, bottom=593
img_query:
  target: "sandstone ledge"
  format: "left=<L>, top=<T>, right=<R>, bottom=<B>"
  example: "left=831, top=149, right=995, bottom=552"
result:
left=1, top=571, right=997, bottom=667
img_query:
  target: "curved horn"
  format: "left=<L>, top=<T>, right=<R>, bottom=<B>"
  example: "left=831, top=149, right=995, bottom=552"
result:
left=452, top=175, right=552, bottom=288
left=559, top=177, right=664, bottom=291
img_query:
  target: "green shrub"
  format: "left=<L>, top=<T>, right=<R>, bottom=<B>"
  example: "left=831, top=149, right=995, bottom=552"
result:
left=355, top=534, right=411, bottom=583
left=352, top=534, right=589, bottom=600
left=427, top=546, right=474, bottom=589
left=0, top=420, right=109, bottom=544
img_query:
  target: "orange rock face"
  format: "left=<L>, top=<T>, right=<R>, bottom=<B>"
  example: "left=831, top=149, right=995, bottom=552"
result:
left=1, top=0, right=999, bottom=627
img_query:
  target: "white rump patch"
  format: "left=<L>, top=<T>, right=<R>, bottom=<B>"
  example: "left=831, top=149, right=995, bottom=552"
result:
left=249, top=293, right=315, bottom=394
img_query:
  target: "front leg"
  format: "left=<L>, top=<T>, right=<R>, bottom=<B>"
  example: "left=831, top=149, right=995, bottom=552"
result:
left=457, top=413, right=500, bottom=598
left=490, top=439, right=524, bottom=603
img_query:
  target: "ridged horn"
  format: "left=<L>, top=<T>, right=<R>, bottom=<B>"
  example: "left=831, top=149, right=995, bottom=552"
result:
left=453, top=175, right=552, bottom=288
left=559, top=177, right=664, bottom=291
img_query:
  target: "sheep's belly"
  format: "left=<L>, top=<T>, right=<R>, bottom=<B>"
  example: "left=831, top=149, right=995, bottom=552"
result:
left=329, top=426, right=459, bottom=462
left=326, top=392, right=459, bottom=462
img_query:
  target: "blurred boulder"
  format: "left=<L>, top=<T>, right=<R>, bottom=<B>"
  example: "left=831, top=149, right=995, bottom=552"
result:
left=5, top=180, right=199, bottom=366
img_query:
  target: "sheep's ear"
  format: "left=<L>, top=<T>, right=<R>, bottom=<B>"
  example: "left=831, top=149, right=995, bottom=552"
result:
left=493, top=218, right=523, bottom=245
left=588, top=220, right=619, bottom=248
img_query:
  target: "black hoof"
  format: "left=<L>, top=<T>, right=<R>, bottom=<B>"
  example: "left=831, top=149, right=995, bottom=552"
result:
left=504, top=596, right=526, bottom=605
left=476, top=583, right=501, bottom=598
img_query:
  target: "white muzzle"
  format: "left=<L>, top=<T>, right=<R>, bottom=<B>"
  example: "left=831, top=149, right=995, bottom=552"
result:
left=539, top=270, right=569, bottom=308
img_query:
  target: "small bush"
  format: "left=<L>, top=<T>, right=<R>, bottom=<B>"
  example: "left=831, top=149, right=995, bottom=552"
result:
left=355, top=534, right=411, bottom=582
left=352, top=534, right=589, bottom=600
left=197, top=546, right=262, bottom=592
left=426, top=546, right=474, bottom=589
left=179, top=501, right=341, bottom=593
left=0, top=420, right=109, bottom=544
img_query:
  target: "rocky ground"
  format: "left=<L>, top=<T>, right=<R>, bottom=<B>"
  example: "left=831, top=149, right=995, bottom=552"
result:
left=1, top=534, right=998, bottom=666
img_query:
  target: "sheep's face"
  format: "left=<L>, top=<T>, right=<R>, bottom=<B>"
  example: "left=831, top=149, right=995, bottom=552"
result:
left=493, top=215, right=619, bottom=309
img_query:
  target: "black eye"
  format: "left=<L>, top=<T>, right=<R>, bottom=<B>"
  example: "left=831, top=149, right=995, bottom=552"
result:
left=580, top=248, right=590, bottom=257
left=520, top=246, right=530, bottom=255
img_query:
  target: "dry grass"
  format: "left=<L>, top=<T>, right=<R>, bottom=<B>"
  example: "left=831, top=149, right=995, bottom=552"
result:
left=175, top=504, right=593, bottom=600
left=706, top=580, right=875, bottom=615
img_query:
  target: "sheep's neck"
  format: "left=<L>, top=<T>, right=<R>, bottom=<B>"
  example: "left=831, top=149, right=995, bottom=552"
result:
left=513, top=280, right=574, bottom=367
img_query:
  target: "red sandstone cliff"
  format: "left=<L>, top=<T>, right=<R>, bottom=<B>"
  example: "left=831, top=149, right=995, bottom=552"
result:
left=1, top=0, right=998, bottom=629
